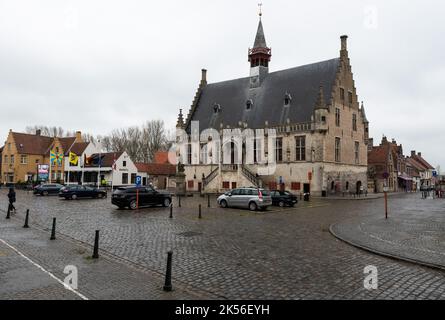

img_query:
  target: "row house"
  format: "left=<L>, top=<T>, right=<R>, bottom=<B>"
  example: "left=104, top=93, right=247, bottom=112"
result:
left=1, top=130, right=82, bottom=184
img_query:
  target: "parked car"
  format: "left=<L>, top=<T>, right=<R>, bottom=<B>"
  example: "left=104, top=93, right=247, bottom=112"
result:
left=111, top=186, right=172, bottom=210
left=217, top=187, right=272, bottom=211
left=59, top=185, right=107, bottom=200
left=33, top=184, right=65, bottom=196
left=270, top=190, right=298, bottom=207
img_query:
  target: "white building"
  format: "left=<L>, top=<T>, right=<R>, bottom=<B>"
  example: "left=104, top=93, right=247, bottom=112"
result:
left=64, top=142, right=138, bottom=187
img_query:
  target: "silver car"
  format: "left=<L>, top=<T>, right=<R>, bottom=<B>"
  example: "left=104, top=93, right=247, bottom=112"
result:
left=217, top=187, right=272, bottom=211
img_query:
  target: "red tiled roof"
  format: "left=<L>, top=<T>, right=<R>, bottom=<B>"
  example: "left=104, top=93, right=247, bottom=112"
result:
left=411, top=154, right=434, bottom=170
left=59, top=137, right=76, bottom=153
left=368, top=145, right=389, bottom=164
left=135, top=163, right=176, bottom=175
left=153, top=151, right=176, bottom=164
left=12, top=132, right=54, bottom=155
left=67, top=142, right=89, bottom=156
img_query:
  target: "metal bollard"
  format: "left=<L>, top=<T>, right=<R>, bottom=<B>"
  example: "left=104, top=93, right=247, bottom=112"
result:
left=207, top=194, right=210, bottom=208
left=163, top=251, right=173, bottom=292
left=92, top=230, right=100, bottom=259
left=23, top=209, right=30, bottom=228
left=50, top=218, right=56, bottom=240
left=169, top=203, right=173, bottom=219
left=199, top=204, right=202, bottom=219
left=178, top=195, right=181, bottom=208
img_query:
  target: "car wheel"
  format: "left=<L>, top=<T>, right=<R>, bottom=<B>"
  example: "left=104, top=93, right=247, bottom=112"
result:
left=163, top=198, right=171, bottom=207
left=278, top=200, right=285, bottom=208
left=71, top=194, right=77, bottom=200
left=249, top=201, right=258, bottom=211
left=129, top=200, right=138, bottom=210
left=97, top=193, right=104, bottom=199
left=220, top=200, right=228, bottom=208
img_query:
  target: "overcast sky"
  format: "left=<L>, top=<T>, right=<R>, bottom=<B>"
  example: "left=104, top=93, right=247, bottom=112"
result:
left=1, top=0, right=444, bottom=169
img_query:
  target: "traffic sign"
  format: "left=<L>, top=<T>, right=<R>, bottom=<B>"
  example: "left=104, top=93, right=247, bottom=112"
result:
left=135, top=176, right=142, bottom=186
left=432, top=171, right=438, bottom=177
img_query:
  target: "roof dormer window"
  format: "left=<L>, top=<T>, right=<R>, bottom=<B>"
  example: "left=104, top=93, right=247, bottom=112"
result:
left=284, top=93, right=292, bottom=106
left=213, top=103, right=221, bottom=113
left=246, top=99, right=253, bottom=110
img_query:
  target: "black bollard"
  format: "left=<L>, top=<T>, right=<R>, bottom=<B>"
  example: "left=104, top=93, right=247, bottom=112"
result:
left=207, top=194, right=210, bottom=208
left=50, top=218, right=56, bottom=240
left=199, top=204, right=202, bottom=219
left=169, top=203, right=173, bottom=219
left=178, top=195, right=181, bottom=208
left=23, top=209, right=30, bottom=228
left=163, top=251, right=173, bottom=292
left=92, top=230, right=99, bottom=259
left=6, top=206, right=11, bottom=219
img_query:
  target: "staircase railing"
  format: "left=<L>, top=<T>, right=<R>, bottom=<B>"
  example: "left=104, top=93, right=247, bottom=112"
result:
left=203, top=167, right=219, bottom=187
left=241, top=165, right=260, bottom=187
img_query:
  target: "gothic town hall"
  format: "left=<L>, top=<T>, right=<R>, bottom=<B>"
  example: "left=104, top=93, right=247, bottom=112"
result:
left=176, top=15, right=370, bottom=196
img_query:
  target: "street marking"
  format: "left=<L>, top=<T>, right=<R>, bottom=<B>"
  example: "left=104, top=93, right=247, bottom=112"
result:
left=0, top=238, right=89, bottom=300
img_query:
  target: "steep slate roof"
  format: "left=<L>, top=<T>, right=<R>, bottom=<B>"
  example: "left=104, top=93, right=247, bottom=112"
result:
left=253, top=20, right=267, bottom=48
left=188, top=58, right=340, bottom=131
left=11, top=132, right=54, bottom=155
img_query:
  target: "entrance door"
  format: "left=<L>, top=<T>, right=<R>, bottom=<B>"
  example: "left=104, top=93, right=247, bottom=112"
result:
left=356, top=181, right=362, bottom=195
left=303, top=183, right=310, bottom=194
left=198, top=182, right=202, bottom=193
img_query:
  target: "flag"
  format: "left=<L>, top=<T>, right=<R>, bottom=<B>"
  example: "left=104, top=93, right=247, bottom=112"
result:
left=69, top=152, right=79, bottom=166
left=50, top=151, right=63, bottom=166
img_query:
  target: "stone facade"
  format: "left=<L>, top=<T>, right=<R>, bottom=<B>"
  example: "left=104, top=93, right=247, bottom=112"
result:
left=177, top=17, right=368, bottom=196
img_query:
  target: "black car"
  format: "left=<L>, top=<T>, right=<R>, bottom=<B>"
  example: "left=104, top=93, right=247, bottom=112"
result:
left=59, top=185, right=107, bottom=200
left=33, top=184, right=64, bottom=196
left=112, top=186, right=172, bottom=210
left=270, top=190, right=298, bottom=207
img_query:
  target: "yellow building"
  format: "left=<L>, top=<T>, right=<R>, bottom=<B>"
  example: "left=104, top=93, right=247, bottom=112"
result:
left=1, top=130, right=83, bottom=184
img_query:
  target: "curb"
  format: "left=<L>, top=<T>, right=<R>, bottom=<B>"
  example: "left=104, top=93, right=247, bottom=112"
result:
left=329, top=222, right=445, bottom=272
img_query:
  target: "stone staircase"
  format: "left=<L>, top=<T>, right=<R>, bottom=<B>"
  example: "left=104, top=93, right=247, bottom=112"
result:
left=241, top=165, right=261, bottom=187
left=203, top=167, right=219, bottom=188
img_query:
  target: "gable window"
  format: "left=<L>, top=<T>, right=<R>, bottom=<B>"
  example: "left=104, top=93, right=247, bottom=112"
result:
left=213, top=103, right=221, bottom=113
left=10, top=155, right=14, bottom=164
left=123, top=161, right=127, bottom=167
left=295, top=136, right=306, bottom=161
left=275, top=137, right=283, bottom=163
left=284, top=93, right=292, bottom=106
left=335, top=108, right=341, bottom=127
left=340, top=88, right=345, bottom=100
left=246, top=99, right=253, bottom=110
left=348, top=91, right=353, bottom=105
left=122, top=173, right=128, bottom=184
left=335, top=137, right=341, bottom=162
left=352, top=114, right=357, bottom=131
left=354, top=141, right=360, bottom=164
left=20, top=155, right=27, bottom=165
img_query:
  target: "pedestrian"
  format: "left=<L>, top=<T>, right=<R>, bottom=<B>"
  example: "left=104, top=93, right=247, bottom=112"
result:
left=7, top=187, right=16, bottom=213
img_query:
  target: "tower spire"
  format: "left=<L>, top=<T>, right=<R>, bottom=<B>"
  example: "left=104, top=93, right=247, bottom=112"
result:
left=248, top=6, right=271, bottom=88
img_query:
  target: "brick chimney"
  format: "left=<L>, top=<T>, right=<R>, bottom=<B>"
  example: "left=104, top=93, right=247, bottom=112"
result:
left=340, top=35, right=348, bottom=51
left=411, top=150, right=416, bottom=157
left=75, top=131, right=82, bottom=142
left=418, top=152, right=422, bottom=157
left=36, top=129, right=41, bottom=136
left=201, top=69, right=207, bottom=84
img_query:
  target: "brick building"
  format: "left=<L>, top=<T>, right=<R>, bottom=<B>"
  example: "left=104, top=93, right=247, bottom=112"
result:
left=1, top=130, right=83, bottom=184
left=176, top=14, right=369, bottom=196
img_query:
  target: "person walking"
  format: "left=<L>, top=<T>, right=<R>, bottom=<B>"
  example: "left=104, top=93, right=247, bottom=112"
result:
left=7, top=187, right=16, bottom=213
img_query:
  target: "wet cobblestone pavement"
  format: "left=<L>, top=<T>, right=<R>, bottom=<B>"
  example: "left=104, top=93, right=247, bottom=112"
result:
left=1, top=189, right=445, bottom=299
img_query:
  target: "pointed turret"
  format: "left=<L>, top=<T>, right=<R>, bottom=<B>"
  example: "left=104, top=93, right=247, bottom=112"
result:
left=315, top=86, right=328, bottom=110
left=176, top=109, right=184, bottom=129
left=360, top=101, right=369, bottom=123
left=248, top=10, right=271, bottom=88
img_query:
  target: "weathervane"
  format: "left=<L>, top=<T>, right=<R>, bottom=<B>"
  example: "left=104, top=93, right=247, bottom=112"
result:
left=258, top=3, right=263, bottom=19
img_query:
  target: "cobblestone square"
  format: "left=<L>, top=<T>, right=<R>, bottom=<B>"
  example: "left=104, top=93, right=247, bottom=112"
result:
left=1, top=189, right=445, bottom=300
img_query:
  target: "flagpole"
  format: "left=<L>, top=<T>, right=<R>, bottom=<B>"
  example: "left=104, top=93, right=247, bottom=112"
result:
left=49, top=150, right=52, bottom=183
left=98, top=139, right=101, bottom=188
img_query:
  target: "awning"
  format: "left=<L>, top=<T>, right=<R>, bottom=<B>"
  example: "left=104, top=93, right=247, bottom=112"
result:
left=398, top=175, right=412, bottom=181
